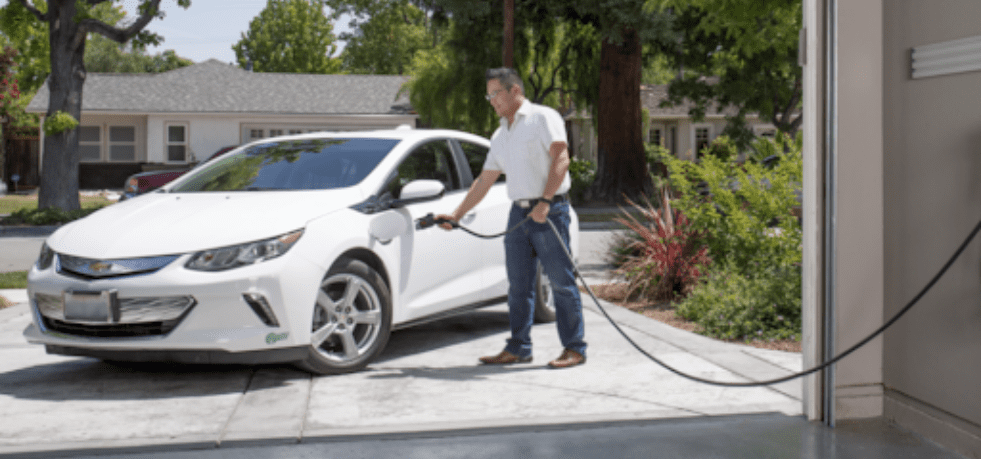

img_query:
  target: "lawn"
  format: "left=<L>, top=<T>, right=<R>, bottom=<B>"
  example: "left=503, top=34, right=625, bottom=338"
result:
left=0, top=271, right=28, bottom=289
left=0, top=194, right=114, bottom=215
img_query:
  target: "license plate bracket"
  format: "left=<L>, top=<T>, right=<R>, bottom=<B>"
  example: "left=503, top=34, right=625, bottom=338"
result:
left=63, top=290, right=120, bottom=323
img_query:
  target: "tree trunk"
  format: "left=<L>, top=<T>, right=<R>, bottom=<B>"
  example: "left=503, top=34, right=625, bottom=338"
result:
left=590, top=27, right=652, bottom=204
left=38, top=0, right=85, bottom=211
left=502, top=0, right=514, bottom=67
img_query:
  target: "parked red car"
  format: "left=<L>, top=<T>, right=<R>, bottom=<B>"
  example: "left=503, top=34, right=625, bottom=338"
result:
left=120, top=146, right=238, bottom=200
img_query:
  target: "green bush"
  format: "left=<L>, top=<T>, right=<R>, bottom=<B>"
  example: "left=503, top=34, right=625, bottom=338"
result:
left=568, top=157, right=595, bottom=204
left=659, top=139, right=802, bottom=277
left=3, top=206, right=104, bottom=225
left=675, top=262, right=802, bottom=341
left=744, top=132, right=803, bottom=168
left=42, top=111, right=79, bottom=137
left=702, top=135, right=738, bottom=162
left=654, top=135, right=803, bottom=341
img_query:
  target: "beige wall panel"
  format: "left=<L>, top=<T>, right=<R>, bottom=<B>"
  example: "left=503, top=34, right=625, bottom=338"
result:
left=834, top=0, right=884, bottom=407
left=882, top=0, right=981, bottom=429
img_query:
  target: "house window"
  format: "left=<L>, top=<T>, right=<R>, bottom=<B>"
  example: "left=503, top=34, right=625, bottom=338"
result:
left=166, top=123, right=189, bottom=162
left=288, top=129, right=303, bottom=135
left=78, top=125, right=102, bottom=162
left=754, top=125, right=778, bottom=138
left=249, top=129, right=264, bottom=140
left=694, top=125, right=712, bottom=158
left=269, top=129, right=284, bottom=137
left=108, top=126, right=136, bottom=161
left=649, top=127, right=662, bottom=146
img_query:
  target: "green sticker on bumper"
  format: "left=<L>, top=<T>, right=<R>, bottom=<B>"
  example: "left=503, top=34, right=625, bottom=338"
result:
left=265, top=332, right=288, bottom=345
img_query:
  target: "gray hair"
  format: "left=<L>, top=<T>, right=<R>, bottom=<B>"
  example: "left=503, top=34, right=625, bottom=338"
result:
left=486, top=67, right=524, bottom=93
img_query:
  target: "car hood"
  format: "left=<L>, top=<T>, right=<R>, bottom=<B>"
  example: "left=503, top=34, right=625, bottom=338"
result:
left=47, top=189, right=363, bottom=259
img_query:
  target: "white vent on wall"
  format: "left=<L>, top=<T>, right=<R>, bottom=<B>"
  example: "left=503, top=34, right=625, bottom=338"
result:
left=911, top=35, right=981, bottom=79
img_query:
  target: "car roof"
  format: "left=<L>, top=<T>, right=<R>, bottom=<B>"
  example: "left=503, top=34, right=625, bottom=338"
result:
left=241, top=128, right=489, bottom=148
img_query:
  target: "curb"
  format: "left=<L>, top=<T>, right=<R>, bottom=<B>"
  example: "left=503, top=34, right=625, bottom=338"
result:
left=0, top=225, right=59, bottom=237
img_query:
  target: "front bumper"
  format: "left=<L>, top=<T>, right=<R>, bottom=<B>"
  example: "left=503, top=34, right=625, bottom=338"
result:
left=24, top=249, right=324, bottom=358
left=43, top=344, right=308, bottom=365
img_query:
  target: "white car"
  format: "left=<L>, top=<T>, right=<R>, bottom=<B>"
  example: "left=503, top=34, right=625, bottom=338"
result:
left=24, top=129, right=578, bottom=374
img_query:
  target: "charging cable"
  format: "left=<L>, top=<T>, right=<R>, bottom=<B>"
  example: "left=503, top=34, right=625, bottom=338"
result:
left=417, top=212, right=981, bottom=387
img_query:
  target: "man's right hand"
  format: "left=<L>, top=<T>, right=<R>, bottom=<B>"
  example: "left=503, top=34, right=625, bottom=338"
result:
left=435, top=214, right=458, bottom=231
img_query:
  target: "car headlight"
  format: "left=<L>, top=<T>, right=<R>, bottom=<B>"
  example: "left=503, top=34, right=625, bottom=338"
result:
left=185, top=230, right=304, bottom=272
left=36, top=243, right=55, bottom=270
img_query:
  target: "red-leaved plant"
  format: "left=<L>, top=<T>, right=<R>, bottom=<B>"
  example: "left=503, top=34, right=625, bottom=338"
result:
left=614, top=188, right=711, bottom=302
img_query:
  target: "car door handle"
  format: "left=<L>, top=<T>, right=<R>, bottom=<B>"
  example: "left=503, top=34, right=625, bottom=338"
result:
left=461, top=213, right=476, bottom=224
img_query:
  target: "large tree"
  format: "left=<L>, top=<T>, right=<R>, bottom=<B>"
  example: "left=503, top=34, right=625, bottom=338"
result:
left=553, top=1, right=673, bottom=203
left=325, top=0, right=445, bottom=75
left=6, top=0, right=190, bottom=211
left=233, top=0, right=341, bottom=74
left=653, top=0, right=803, bottom=149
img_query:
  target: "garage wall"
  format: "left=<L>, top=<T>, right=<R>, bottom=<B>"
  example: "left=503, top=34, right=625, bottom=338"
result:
left=832, top=0, right=886, bottom=420
left=882, top=0, right=981, bottom=455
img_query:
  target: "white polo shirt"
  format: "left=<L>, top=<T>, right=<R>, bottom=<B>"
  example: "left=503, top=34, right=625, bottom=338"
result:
left=483, top=99, right=571, bottom=201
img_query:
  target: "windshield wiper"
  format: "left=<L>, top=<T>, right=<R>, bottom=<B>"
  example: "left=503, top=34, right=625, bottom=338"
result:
left=243, top=187, right=291, bottom=191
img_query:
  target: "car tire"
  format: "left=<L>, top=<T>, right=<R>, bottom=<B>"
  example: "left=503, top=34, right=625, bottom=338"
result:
left=533, top=261, right=557, bottom=323
left=297, top=257, right=392, bottom=375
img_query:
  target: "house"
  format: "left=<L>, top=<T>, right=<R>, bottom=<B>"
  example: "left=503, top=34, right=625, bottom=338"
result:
left=565, top=84, right=779, bottom=166
left=641, top=84, right=779, bottom=161
left=25, top=59, right=417, bottom=189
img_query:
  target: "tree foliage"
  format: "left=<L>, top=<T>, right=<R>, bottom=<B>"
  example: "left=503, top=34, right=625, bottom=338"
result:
left=233, top=0, right=341, bottom=74
left=86, top=39, right=193, bottom=74
left=404, top=1, right=601, bottom=137
left=325, top=0, right=443, bottom=75
left=651, top=0, right=803, bottom=149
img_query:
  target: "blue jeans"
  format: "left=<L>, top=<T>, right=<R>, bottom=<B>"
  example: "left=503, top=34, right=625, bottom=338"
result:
left=502, top=200, right=587, bottom=358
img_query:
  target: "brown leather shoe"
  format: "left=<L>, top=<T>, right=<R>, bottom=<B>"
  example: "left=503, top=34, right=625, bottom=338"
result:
left=479, top=350, right=532, bottom=365
left=548, top=349, right=586, bottom=368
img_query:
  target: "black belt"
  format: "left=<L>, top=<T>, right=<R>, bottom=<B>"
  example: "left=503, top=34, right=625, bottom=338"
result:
left=515, top=194, right=567, bottom=208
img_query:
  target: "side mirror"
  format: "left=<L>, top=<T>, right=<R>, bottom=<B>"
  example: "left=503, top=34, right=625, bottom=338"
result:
left=391, top=179, right=445, bottom=207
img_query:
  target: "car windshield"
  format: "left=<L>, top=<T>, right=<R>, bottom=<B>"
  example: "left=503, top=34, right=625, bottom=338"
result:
left=170, top=138, right=399, bottom=192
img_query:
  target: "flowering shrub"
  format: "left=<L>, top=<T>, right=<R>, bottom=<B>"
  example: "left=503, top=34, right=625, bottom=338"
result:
left=614, top=190, right=711, bottom=302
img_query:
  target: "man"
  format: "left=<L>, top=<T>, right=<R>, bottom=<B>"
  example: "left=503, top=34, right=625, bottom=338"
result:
left=437, top=67, right=587, bottom=369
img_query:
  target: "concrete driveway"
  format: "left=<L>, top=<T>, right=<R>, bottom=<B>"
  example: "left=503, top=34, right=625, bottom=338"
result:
left=0, top=228, right=803, bottom=457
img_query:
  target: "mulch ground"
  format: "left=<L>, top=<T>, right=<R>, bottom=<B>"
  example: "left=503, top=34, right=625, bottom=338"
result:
left=583, top=283, right=802, bottom=353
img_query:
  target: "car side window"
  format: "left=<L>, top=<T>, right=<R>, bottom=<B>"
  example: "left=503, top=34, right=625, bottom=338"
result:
left=383, top=140, right=460, bottom=199
left=459, top=141, right=506, bottom=184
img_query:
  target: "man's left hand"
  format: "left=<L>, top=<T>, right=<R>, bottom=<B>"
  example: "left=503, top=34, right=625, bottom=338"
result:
left=531, top=202, right=549, bottom=223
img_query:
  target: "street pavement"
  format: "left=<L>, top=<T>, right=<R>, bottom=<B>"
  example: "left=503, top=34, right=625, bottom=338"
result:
left=0, top=222, right=804, bottom=458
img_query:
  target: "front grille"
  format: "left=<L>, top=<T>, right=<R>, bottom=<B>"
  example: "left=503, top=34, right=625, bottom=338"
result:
left=35, top=293, right=196, bottom=338
left=57, top=254, right=179, bottom=280
left=41, top=316, right=182, bottom=338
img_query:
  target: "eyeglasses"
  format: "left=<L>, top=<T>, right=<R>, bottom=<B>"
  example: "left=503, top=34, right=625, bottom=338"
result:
left=485, top=89, right=504, bottom=101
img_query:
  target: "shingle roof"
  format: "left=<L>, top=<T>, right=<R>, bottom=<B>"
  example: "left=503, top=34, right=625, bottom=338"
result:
left=26, top=59, right=414, bottom=116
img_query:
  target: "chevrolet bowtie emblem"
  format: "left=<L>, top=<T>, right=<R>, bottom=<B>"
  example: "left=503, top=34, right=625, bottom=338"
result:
left=89, top=262, right=112, bottom=273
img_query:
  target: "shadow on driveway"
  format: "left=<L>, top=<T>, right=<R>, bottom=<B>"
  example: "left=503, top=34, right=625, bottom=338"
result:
left=0, top=306, right=516, bottom=402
